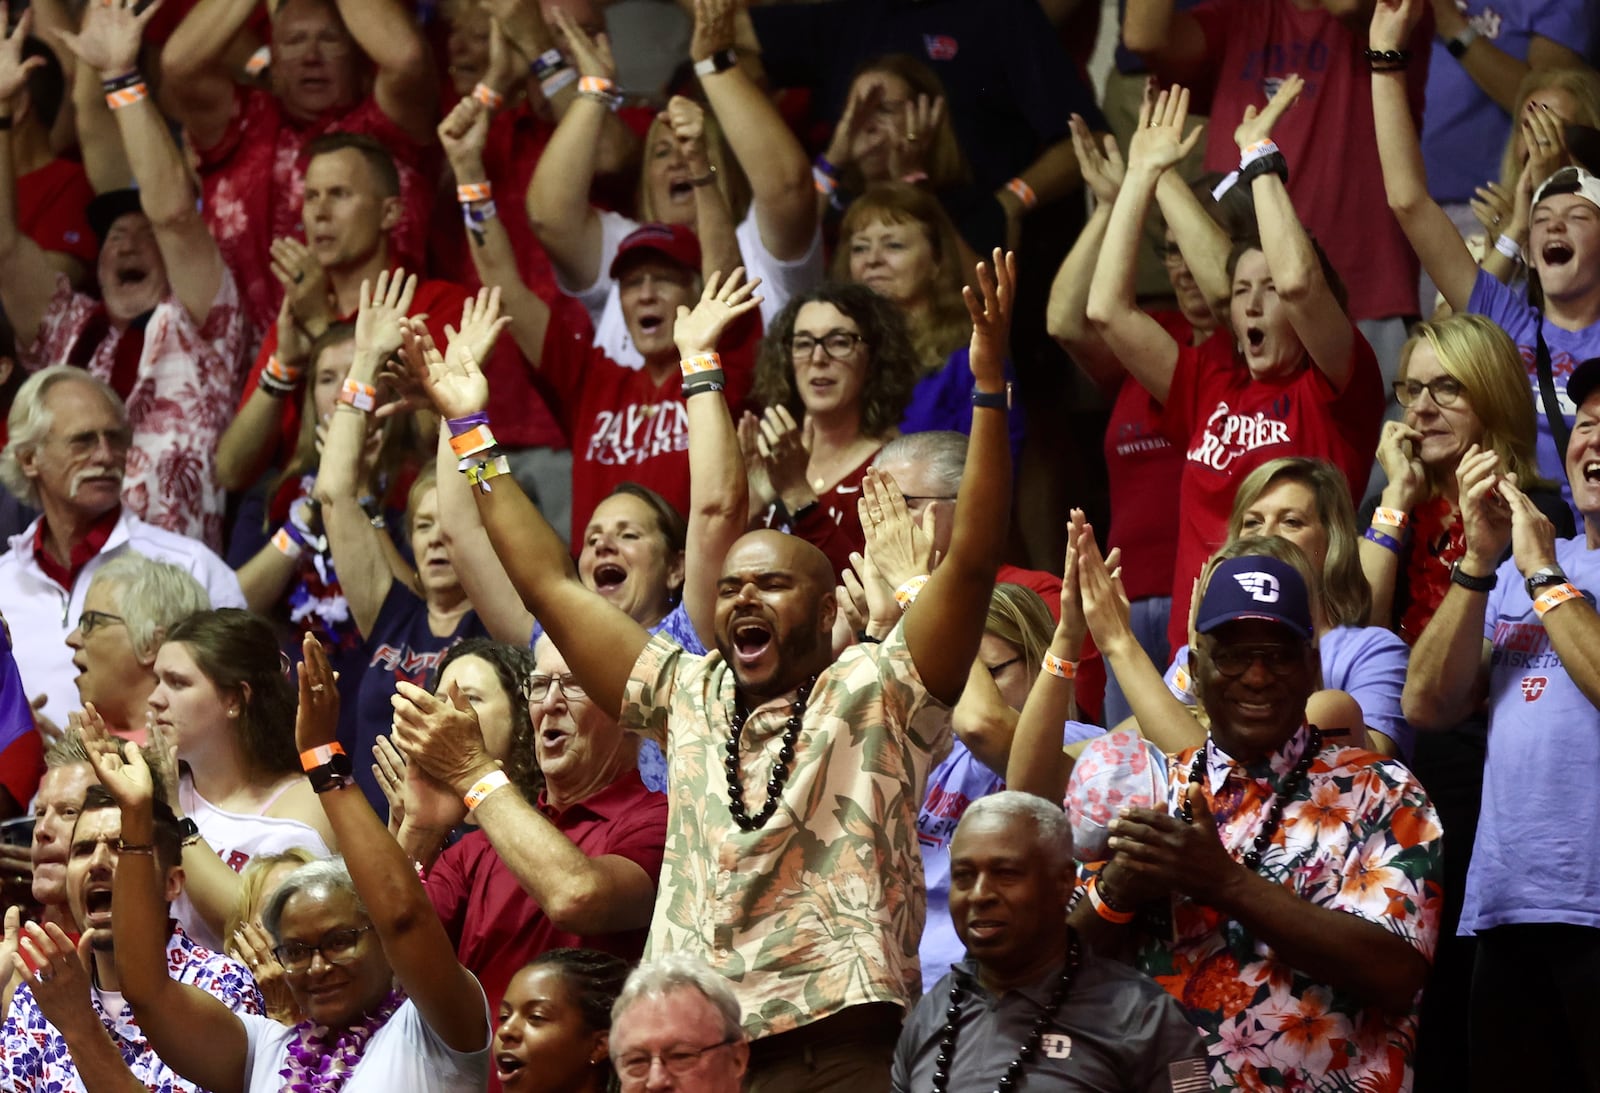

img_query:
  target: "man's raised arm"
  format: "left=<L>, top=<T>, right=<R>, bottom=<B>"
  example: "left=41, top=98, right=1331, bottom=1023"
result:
left=903, top=250, right=1015, bottom=706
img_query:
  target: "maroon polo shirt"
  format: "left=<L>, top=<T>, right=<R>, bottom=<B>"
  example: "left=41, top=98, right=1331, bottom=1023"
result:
left=425, top=768, right=667, bottom=1019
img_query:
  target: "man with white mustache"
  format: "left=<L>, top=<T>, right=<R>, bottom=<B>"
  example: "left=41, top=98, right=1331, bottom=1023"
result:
left=0, top=368, right=243, bottom=735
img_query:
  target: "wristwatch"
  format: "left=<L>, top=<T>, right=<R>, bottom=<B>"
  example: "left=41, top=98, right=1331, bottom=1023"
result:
left=306, top=750, right=355, bottom=794
left=1450, top=560, right=1497, bottom=593
left=971, top=383, right=1012, bottom=411
left=1446, top=25, right=1480, bottom=58
left=1525, top=564, right=1569, bottom=600
left=177, top=817, right=201, bottom=848
left=693, top=48, right=739, bottom=78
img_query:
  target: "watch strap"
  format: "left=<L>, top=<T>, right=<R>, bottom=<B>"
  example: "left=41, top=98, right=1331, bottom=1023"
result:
left=1447, top=25, right=1480, bottom=57
left=1450, top=560, right=1497, bottom=593
left=693, top=48, right=738, bottom=77
left=971, top=384, right=1011, bottom=410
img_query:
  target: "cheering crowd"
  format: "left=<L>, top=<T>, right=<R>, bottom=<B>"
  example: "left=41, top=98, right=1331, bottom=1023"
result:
left=0, top=0, right=1594, bottom=1089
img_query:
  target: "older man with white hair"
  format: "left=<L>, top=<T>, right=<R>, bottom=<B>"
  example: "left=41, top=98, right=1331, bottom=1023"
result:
left=609, top=952, right=750, bottom=1093
left=0, top=368, right=242, bottom=734
left=892, top=792, right=1206, bottom=1093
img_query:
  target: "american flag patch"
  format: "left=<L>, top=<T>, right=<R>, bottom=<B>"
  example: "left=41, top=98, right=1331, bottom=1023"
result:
left=1168, top=1057, right=1211, bottom=1092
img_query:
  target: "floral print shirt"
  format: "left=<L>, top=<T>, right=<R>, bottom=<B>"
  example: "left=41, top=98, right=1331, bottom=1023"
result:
left=620, top=622, right=952, bottom=1039
left=1138, top=726, right=1442, bottom=1092
left=0, top=925, right=264, bottom=1091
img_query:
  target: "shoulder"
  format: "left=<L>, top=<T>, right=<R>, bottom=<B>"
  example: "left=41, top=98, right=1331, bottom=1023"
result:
left=1323, top=624, right=1408, bottom=660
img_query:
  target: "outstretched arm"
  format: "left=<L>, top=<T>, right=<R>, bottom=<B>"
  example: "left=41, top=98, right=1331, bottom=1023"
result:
left=691, top=0, right=814, bottom=262
left=0, top=9, right=60, bottom=347
left=1371, top=0, right=1480, bottom=311
left=1237, top=76, right=1354, bottom=389
left=1047, top=115, right=1125, bottom=395
left=58, top=0, right=224, bottom=326
left=904, top=251, right=1014, bottom=705
left=406, top=312, right=649, bottom=717
left=332, top=0, right=436, bottom=143
left=1084, top=88, right=1201, bottom=403
left=679, top=270, right=762, bottom=646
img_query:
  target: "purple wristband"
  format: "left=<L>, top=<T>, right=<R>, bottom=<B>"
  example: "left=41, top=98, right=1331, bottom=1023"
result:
left=447, top=411, right=491, bottom=437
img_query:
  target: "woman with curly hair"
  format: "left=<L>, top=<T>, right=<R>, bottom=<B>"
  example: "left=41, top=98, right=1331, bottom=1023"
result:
left=748, top=281, right=922, bottom=577
left=835, top=183, right=1025, bottom=456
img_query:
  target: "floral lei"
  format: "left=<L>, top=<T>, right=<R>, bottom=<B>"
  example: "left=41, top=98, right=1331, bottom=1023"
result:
left=278, top=987, right=406, bottom=1093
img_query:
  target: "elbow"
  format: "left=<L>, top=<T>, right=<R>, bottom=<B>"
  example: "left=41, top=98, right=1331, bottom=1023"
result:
left=1120, top=22, right=1167, bottom=55
left=540, top=883, right=609, bottom=933
left=1400, top=687, right=1449, bottom=732
left=1083, top=296, right=1117, bottom=332
left=1272, top=267, right=1318, bottom=304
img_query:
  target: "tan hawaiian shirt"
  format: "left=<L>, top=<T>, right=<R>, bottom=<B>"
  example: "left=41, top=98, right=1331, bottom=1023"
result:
left=620, top=623, right=952, bottom=1039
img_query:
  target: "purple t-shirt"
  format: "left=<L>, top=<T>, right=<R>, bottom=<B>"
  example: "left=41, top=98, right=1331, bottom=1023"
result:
left=0, top=628, right=31, bottom=761
left=1473, top=537, right=1600, bottom=932
left=1468, top=268, right=1600, bottom=514
left=353, top=584, right=486, bottom=811
left=900, top=347, right=1026, bottom=460
left=1165, top=626, right=1414, bottom=759
left=1422, top=0, right=1593, bottom=203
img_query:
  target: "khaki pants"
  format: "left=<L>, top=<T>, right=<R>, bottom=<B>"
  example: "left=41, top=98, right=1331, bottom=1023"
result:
left=744, top=1003, right=900, bottom=1093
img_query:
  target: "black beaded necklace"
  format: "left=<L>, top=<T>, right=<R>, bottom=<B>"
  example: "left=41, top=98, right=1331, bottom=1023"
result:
left=931, top=929, right=1082, bottom=1093
left=725, top=676, right=817, bottom=831
left=1179, top=725, right=1322, bottom=869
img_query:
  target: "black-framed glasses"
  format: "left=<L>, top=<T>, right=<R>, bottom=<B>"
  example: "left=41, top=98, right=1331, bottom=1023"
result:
left=1208, top=643, right=1306, bottom=679
left=76, top=610, right=125, bottom=637
left=273, top=926, right=373, bottom=973
left=1393, top=377, right=1464, bottom=408
left=900, top=493, right=955, bottom=510
left=790, top=331, right=865, bottom=361
left=615, top=1038, right=740, bottom=1081
left=528, top=673, right=586, bottom=702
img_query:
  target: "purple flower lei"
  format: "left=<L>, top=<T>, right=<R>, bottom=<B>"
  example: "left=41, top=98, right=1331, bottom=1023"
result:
left=277, top=987, right=407, bottom=1093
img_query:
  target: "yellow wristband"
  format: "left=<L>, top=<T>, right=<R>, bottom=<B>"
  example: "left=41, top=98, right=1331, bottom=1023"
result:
left=1534, top=582, right=1582, bottom=618
left=1042, top=652, right=1076, bottom=679
left=464, top=769, right=512, bottom=811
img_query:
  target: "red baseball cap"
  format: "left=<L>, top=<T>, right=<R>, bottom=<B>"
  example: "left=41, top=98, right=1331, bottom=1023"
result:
left=609, top=223, right=701, bottom=280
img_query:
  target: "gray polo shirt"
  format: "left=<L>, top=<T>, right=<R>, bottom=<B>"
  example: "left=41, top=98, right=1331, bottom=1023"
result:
left=891, top=950, right=1209, bottom=1093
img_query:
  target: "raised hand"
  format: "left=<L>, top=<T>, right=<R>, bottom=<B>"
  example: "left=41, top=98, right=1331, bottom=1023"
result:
left=1128, top=85, right=1203, bottom=180
left=405, top=316, right=489, bottom=420
left=15, top=922, right=98, bottom=1036
left=889, top=94, right=946, bottom=179
left=1499, top=478, right=1558, bottom=578
left=270, top=238, right=331, bottom=333
left=964, top=248, right=1016, bottom=391
left=438, top=96, right=491, bottom=175
left=232, top=919, right=300, bottom=1025
left=1234, top=73, right=1304, bottom=151
left=1369, top=0, right=1425, bottom=53
left=824, top=77, right=887, bottom=169
left=445, top=286, right=510, bottom=373
left=736, top=411, right=776, bottom=512
left=690, top=0, right=737, bottom=64
left=1522, top=101, right=1570, bottom=189
left=1069, top=113, right=1125, bottom=207
left=1375, top=420, right=1425, bottom=511
left=1107, top=786, right=1243, bottom=905
left=1471, top=180, right=1514, bottom=238
left=80, top=703, right=153, bottom=814
left=665, top=95, right=710, bottom=172
left=857, top=468, right=933, bottom=588
left=0, top=6, right=46, bottom=104
left=31, top=695, right=62, bottom=751
left=52, top=0, right=157, bottom=78
left=293, top=633, right=340, bottom=753
left=1456, top=444, right=1513, bottom=572
left=145, top=715, right=181, bottom=810
left=673, top=268, right=763, bottom=357
left=548, top=8, right=614, bottom=80
left=755, top=405, right=813, bottom=505
left=371, top=734, right=408, bottom=832
left=390, top=680, right=495, bottom=795
left=355, top=269, right=418, bottom=362
left=1077, top=523, right=1132, bottom=657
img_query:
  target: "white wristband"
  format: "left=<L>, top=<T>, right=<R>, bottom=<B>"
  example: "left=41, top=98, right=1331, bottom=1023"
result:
left=1494, top=233, right=1523, bottom=261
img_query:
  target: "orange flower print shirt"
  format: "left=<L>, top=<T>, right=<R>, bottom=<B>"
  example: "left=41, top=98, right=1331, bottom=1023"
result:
left=1139, top=725, right=1443, bottom=1092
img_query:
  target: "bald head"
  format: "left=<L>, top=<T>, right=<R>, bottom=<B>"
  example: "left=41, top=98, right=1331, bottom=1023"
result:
left=714, top=532, right=838, bottom=699
left=723, top=530, right=833, bottom=592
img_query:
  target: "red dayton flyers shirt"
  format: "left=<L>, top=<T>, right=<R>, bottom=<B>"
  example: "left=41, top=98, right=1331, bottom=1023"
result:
left=533, top=309, right=759, bottom=537
left=1157, top=328, right=1384, bottom=654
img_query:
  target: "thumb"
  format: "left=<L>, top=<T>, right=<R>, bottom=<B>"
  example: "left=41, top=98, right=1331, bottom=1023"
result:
left=4, top=905, right=18, bottom=946
left=30, top=695, right=44, bottom=713
left=76, top=930, right=95, bottom=972
left=446, top=680, right=471, bottom=713
left=1185, top=782, right=1217, bottom=831
left=919, top=502, right=937, bottom=542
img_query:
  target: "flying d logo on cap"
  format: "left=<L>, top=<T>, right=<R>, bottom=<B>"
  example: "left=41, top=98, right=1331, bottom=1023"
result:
left=1233, top=572, right=1280, bottom=603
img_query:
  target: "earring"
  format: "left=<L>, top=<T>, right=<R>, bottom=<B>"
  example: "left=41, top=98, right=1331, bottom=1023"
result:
left=228, top=708, right=239, bottom=718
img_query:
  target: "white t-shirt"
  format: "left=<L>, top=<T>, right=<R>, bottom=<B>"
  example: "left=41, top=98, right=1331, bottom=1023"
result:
left=173, top=774, right=332, bottom=951
left=562, top=207, right=823, bottom=368
left=240, top=993, right=491, bottom=1093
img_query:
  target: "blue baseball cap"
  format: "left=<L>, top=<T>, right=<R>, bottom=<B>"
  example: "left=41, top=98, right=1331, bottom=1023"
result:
left=1195, top=555, right=1313, bottom=639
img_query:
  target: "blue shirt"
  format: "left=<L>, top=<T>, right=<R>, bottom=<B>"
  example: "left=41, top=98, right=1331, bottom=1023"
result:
left=900, top=348, right=1026, bottom=461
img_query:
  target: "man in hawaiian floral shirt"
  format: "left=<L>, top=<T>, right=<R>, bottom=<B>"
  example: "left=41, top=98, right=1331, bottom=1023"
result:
left=0, top=785, right=263, bottom=1091
left=1078, top=554, right=1442, bottom=1092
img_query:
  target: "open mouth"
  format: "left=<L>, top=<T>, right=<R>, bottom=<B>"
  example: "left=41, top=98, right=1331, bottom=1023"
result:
left=495, top=1054, right=527, bottom=1083
left=636, top=315, right=666, bottom=336
left=1584, top=460, right=1600, bottom=484
left=1543, top=240, right=1575, bottom=266
left=1245, top=327, right=1265, bottom=350
left=593, top=563, right=627, bottom=592
left=540, top=725, right=569, bottom=749
left=114, top=266, right=150, bottom=287
left=731, top=618, right=773, bottom=664
left=84, top=887, right=113, bottom=918
left=668, top=178, right=693, bottom=201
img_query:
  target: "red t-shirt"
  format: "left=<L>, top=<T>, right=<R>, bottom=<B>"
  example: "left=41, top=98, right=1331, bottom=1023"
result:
left=1180, top=0, right=1431, bottom=322
left=196, top=87, right=437, bottom=342
left=535, top=310, right=759, bottom=536
left=16, top=159, right=97, bottom=267
left=1158, top=330, right=1384, bottom=653
left=1105, top=311, right=1194, bottom=603
left=239, top=278, right=564, bottom=473
left=763, top=450, right=876, bottom=581
left=425, top=770, right=666, bottom=1025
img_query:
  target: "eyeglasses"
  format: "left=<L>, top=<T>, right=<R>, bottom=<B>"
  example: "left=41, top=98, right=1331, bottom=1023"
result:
left=1207, top=643, right=1307, bottom=679
left=1393, top=377, right=1464, bottom=408
left=54, top=428, right=132, bottom=457
left=76, top=610, right=126, bottom=637
left=790, top=331, right=865, bottom=361
left=528, top=673, right=586, bottom=702
left=900, top=493, right=956, bottom=510
left=615, top=1038, right=739, bottom=1082
left=273, top=926, right=373, bottom=973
